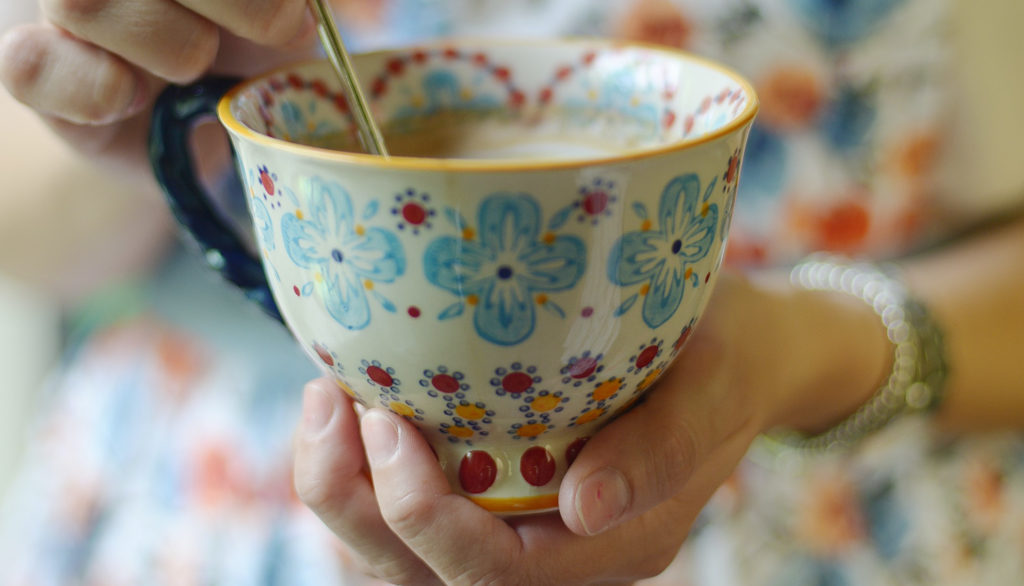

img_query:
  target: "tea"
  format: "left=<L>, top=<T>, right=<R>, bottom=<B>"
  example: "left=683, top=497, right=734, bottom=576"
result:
left=301, top=109, right=659, bottom=160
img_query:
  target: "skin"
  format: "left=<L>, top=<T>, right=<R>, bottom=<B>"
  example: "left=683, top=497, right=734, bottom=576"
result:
left=291, top=214, right=1024, bottom=584
left=1, top=1, right=1023, bottom=583
left=292, top=267, right=894, bottom=584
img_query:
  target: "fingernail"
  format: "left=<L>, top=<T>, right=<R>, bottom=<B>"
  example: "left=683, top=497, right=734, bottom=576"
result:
left=363, top=410, right=399, bottom=466
left=302, top=383, right=336, bottom=436
left=575, top=467, right=631, bottom=535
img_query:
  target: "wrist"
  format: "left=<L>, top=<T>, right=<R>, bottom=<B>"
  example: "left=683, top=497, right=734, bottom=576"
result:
left=738, top=270, right=892, bottom=436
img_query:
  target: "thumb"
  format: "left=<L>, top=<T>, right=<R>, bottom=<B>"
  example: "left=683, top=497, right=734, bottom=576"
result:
left=558, top=333, right=760, bottom=536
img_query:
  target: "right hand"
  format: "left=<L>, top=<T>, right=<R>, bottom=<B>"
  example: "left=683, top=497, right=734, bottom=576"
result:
left=0, top=0, right=319, bottom=178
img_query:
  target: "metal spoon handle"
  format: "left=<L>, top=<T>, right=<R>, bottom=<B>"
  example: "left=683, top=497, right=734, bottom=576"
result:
left=308, top=0, right=390, bottom=157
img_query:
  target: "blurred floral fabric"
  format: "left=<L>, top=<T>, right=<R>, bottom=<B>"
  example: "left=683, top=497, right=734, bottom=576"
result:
left=4, top=1, right=1024, bottom=585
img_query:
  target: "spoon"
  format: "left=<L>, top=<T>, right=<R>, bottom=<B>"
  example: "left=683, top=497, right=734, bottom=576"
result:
left=308, top=0, right=390, bottom=157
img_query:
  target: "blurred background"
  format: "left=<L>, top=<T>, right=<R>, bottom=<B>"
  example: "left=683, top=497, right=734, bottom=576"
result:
left=2, top=0, right=1022, bottom=505
left=0, top=4, right=174, bottom=499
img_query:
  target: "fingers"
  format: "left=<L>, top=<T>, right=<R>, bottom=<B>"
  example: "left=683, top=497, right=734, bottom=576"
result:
left=0, top=24, right=154, bottom=124
left=517, top=423, right=754, bottom=584
left=559, top=327, right=760, bottom=536
left=176, top=0, right=311, bottom=48
left=41, top=0, right=220, bottom=83
left=39, top=0, right=311, bottom=84
left=292, top=379, right=438, bottom=585
left=360, top=409, right=525, bottom=584
left=299, top=381, right=742, bottom=585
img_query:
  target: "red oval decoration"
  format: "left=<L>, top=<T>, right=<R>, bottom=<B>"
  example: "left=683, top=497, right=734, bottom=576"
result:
left=520, top=447, right=556, bottom=487
left=459, top=451, right=498, bottom=494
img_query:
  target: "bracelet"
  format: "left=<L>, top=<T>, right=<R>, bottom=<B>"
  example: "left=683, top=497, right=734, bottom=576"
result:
left=766, top=254, right=949, bottom=452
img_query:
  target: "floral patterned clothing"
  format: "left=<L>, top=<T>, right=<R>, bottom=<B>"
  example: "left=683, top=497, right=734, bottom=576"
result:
left=3, top=1, right=1024, bottom=585
left=338, top=0, right=969, bottom=265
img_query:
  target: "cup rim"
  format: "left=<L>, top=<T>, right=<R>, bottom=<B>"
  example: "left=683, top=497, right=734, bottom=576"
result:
left=217, top=37, right=759, bottom=172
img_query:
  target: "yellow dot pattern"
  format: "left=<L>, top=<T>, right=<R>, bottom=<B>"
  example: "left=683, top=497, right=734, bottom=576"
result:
left=574, top=408, right=605, bottom=426
left=592, top=379, right=622, bottom=402
left=390, top=402, right=415, bottom=418
left=516, top=423, right=548, bottom=438
left=638, top=368, right=663, bottom=392
left=455, top=404, right=486, bottom=421
left=531, top=395, right=561, bottom=413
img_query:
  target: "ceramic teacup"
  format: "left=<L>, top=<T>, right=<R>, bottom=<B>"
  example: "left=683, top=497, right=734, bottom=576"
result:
left=150, top=39, right=757, bottom=513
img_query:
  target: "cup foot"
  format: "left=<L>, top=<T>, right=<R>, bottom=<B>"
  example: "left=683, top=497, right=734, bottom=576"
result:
left=432, top=434, right=592, bottom=513
left=468, top=493, right=560, bottom=515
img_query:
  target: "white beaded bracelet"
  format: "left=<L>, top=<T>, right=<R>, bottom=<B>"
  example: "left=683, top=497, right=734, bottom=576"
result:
left=767, top=254, right=948, bottom=451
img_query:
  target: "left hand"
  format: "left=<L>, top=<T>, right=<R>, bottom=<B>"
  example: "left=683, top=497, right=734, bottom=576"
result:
left=292, top=271, right=889, bottom=584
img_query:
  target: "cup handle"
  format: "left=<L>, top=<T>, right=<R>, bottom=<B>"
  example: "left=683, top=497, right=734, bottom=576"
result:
left=149, top=77, right=283, bottom=323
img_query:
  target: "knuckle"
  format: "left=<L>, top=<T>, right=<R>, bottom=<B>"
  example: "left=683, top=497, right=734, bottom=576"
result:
left=0, top=27, right=47, bottom=100
left=380, top=489, right=437, bottom=534
left=164, top=20, right=219, bottom=82
left=646, top=414, right=702, bottom=493
left=294, top=473, right=335, bottom=512
left=44, top=0, right=109, bottom=24
left=80, top=58, right=134, bottom=120
left=250, top=0, right=304, bottom=44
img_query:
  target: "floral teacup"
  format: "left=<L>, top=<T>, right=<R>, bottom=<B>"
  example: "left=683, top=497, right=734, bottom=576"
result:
left=150, top=39, right=757, bottom=513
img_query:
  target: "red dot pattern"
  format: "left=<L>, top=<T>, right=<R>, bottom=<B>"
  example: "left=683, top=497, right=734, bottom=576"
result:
left=582, top=191, right=609, bottom=215
left=431, top=374, right=461, bottom=394
left=366, top=366, right=394, bottom=388
left=635, top=346, right=659, bottom=369
left=502, top=372, right=533, bottom=394
left=402, top=202, right=428, bottom=225
left=313, top=344, right=334, bottom=367
left=567, top=356, right=598, bottom=379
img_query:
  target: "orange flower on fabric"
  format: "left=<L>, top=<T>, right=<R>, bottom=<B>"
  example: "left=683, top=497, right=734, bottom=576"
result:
left=617, top=0, right=694, bottom=49
left=757, top=66, right=825, bottom=130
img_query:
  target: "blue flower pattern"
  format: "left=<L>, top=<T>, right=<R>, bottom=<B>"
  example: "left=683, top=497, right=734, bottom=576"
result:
left=282, top=178, right=405, bottom=330
left=250, top=195, right=275, bottom=252
left=787, top=0, right=907, bottom=47
left=424, top=194, right=586, bottom=346
left=394, top=71, right=501, bottom=122
left=609, top=174, right=718, bottom=329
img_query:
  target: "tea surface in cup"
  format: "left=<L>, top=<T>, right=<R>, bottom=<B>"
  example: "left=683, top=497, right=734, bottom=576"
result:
left=300, top=108, right=655, bottom=160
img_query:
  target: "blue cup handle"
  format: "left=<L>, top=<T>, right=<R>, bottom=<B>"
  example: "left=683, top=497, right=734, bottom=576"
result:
left=149, top=77, right=283, bottom=323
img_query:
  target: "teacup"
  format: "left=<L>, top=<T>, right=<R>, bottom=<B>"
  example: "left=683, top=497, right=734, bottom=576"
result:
left=150, top=39, right=757, bottom=513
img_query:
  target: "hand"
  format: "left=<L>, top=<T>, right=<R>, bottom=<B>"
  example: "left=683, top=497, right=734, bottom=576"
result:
left=0, top=0, right=317, bottom=180
left=292, top=272, right=890, bottom=584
